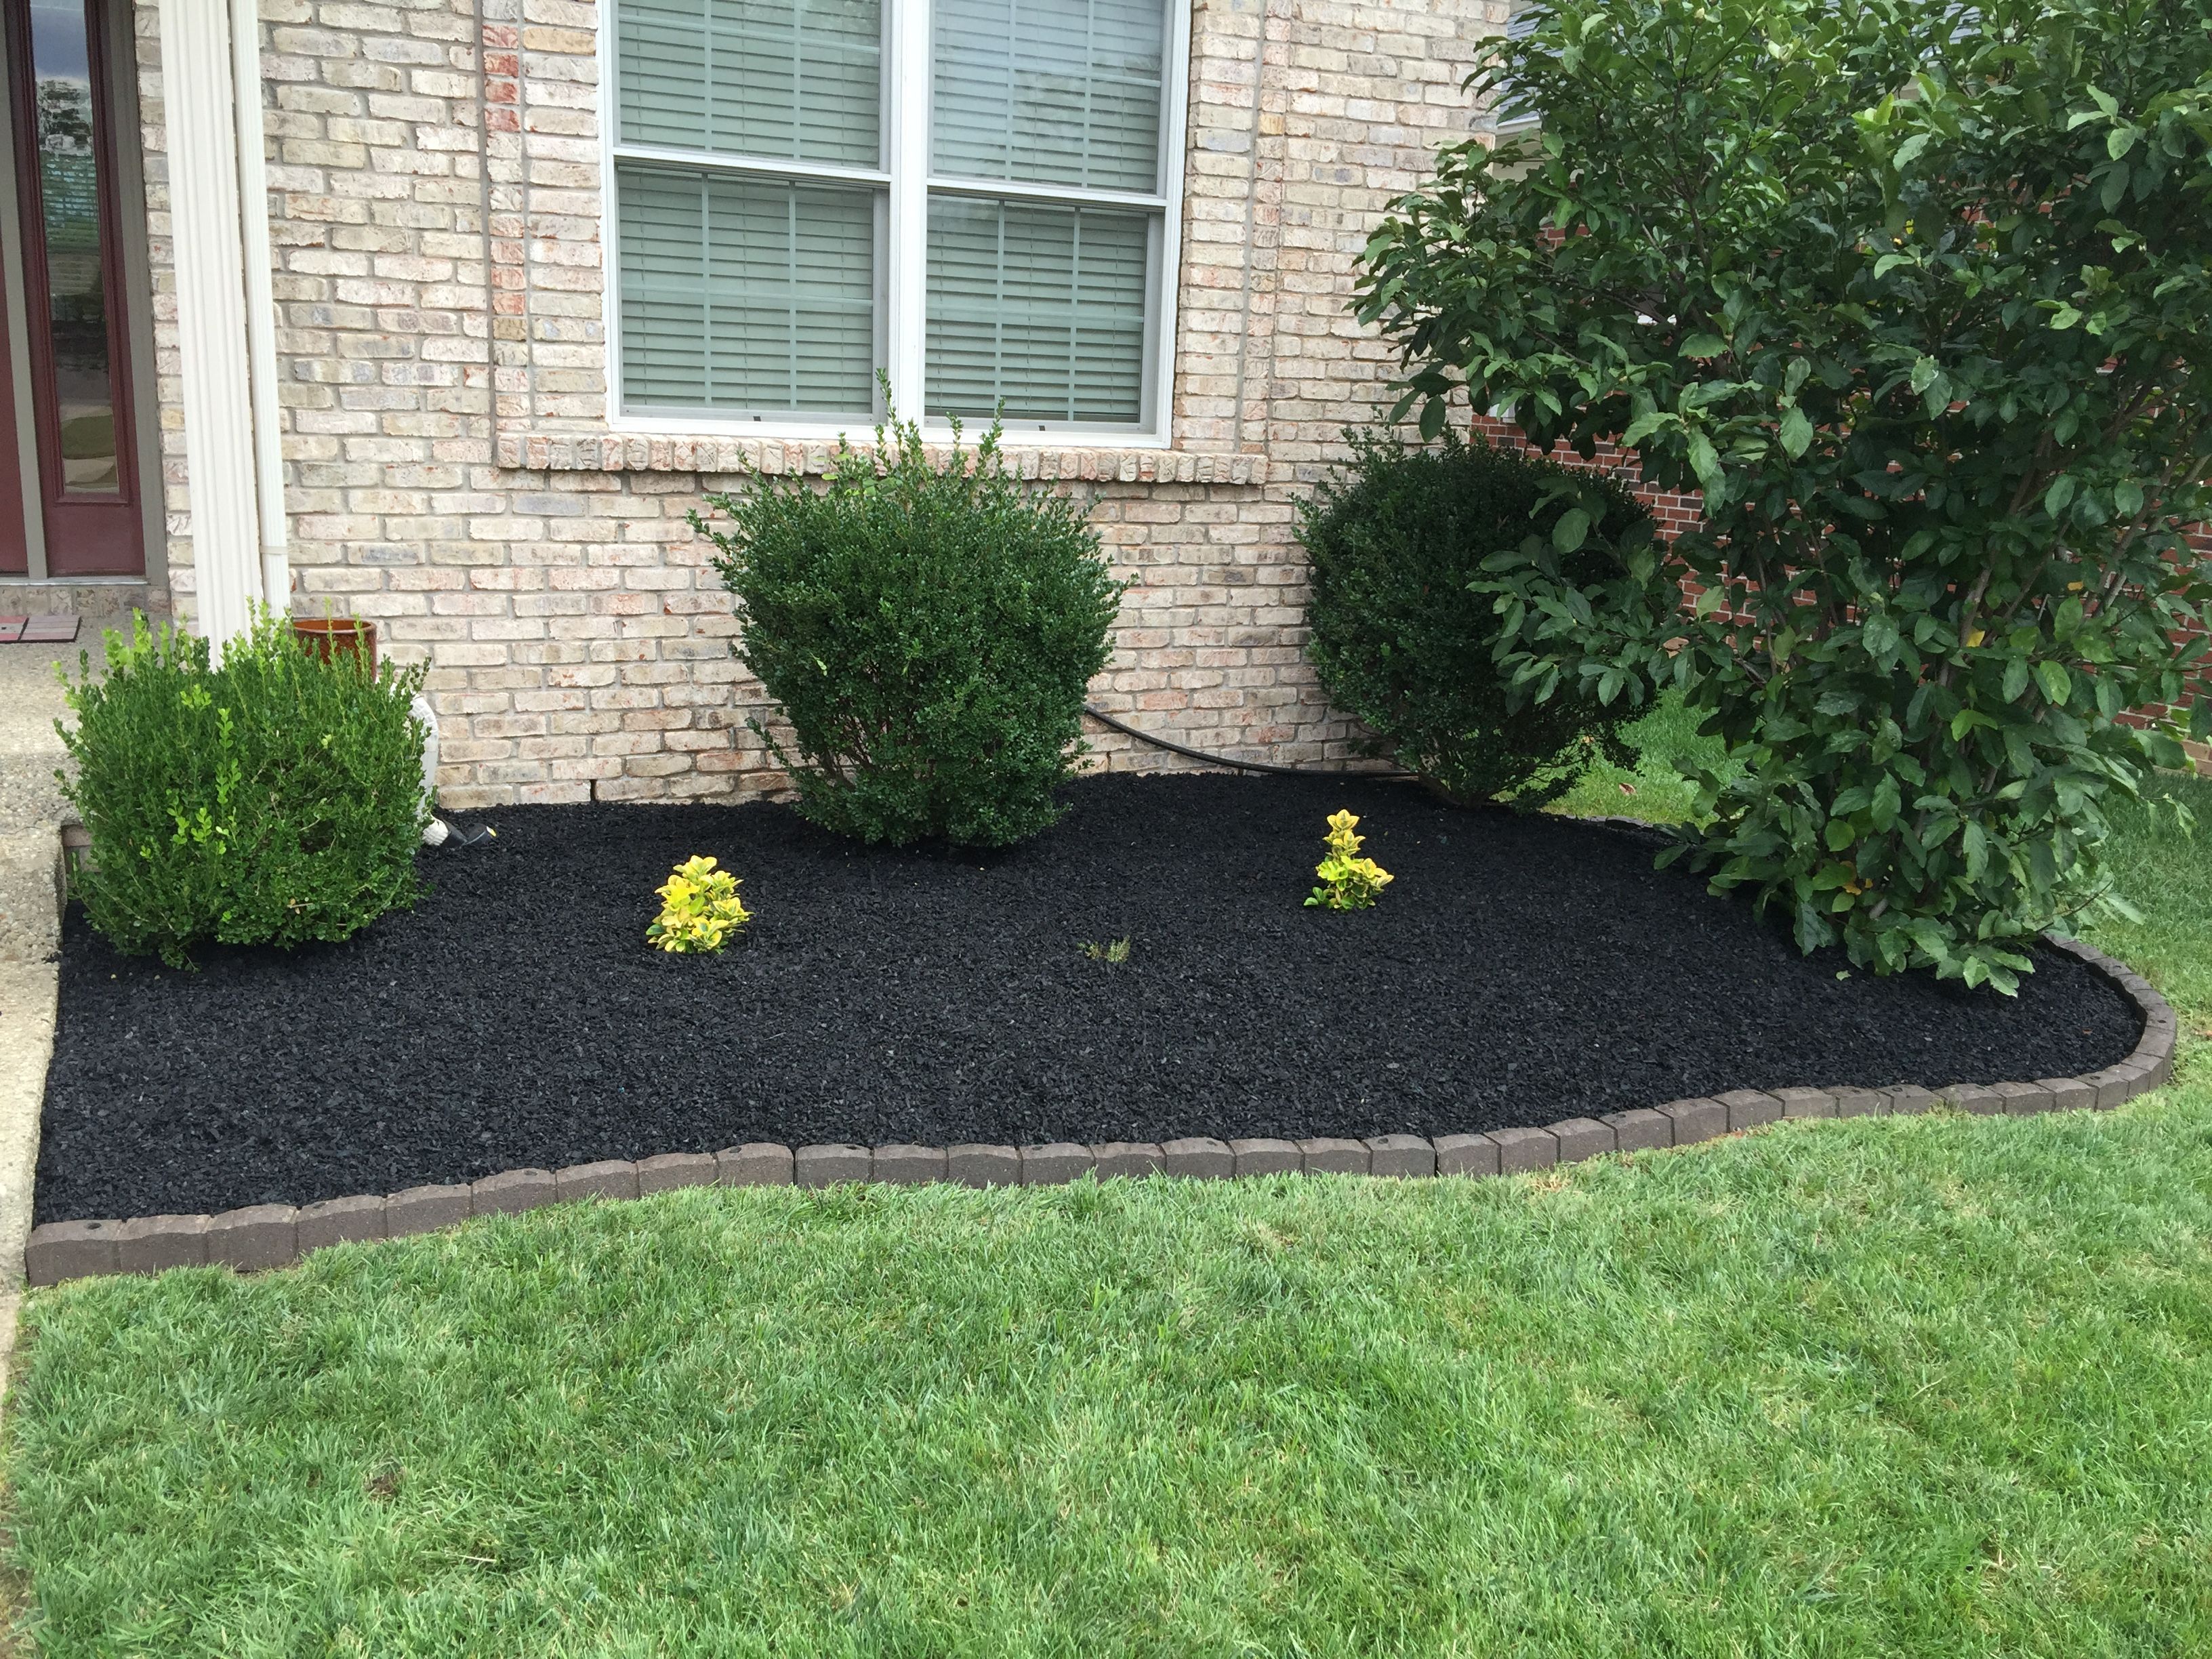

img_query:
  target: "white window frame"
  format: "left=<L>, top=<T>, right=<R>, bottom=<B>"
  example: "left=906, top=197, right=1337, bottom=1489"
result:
left=599, top=0, right=1192, bottom=447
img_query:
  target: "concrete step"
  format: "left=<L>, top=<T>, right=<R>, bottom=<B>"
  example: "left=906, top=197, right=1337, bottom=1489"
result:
left=0, top=579, right=165, bottom=626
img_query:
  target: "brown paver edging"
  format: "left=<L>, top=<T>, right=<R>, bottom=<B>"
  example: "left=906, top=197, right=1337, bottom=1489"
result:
left=22, top=934, right=2178, bottom=1289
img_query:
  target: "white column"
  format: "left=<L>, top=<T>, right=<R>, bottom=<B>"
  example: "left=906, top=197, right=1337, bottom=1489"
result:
left=231, top=0, right=288, bottom=610
left=158, top=0, right=262, bottom=646
left=882, top=0, right=929, bottom=419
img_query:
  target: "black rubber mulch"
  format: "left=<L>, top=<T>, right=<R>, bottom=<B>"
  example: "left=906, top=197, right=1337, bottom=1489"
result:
left=39, top=772, right=2142, bottom=1221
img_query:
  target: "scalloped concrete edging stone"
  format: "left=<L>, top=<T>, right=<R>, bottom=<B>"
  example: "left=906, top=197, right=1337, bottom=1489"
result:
left=20, top=937, right=2178, bottom=1289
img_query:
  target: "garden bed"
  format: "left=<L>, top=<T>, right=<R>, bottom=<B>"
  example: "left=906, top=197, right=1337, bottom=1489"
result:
left=37, top=772, right=2143, bottom=1221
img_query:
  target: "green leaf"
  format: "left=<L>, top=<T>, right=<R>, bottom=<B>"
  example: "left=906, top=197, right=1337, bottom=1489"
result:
left=2034, top=660, right=2072, bottom=705
left=1679, top=333, right=1728, bottom=359
left=1686, top=433, right=1722, bottom=491
left=1891, top=132, right=1930, bottom=169
left=1870, top=774, right=1902, bottom=832
left=1778, top=405, right=1814, bottom=458
left=1962, top=819, right=1988, bottom=879
left=2044, top=475, right=2076, bottom=516
left=1552, top=508, right=1591, bottom=554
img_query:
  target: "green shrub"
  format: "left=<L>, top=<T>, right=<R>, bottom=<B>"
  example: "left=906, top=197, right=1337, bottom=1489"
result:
left=1300, top=430, right=1645, bottom=806
left=1357, top=0, right=2212, bottom=992
left=60, top=611, right=429, bottom=966
left=699, top=411, right=1126, bottom=847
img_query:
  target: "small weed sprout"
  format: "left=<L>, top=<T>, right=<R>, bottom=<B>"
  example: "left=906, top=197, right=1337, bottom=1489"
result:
left=1305, top=810, right=1393, bottom=911
left=1079, top=937, right=1131, bottom=964
left=647, top=855, right=751, bottom=954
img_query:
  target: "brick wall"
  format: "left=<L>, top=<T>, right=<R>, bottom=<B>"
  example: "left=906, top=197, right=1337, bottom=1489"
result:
left=1471, top=415, right=1704, bottom=539
left=131, top=0, right=1511, bottom=806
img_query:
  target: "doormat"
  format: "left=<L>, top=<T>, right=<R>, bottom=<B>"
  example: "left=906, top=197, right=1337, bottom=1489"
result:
left=0, top=615, right=79, bottom=644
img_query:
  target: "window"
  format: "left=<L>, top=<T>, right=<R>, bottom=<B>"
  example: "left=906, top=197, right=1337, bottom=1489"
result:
left=607, top=0, right=1189, bottom=438
left=1492, top=1, right=1543, bottom=140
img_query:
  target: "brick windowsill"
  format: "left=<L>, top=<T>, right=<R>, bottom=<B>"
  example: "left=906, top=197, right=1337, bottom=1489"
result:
left=493, top=432, right=1275, bottom=486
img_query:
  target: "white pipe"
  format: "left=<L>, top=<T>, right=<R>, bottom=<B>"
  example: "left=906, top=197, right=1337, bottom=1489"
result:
left=157, top=0, right=261, bottom=648
left=230, top=0, right=288, bottom=611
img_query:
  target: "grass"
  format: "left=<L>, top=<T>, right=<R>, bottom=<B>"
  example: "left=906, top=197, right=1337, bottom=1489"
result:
left=1549, top=692, right=1728, bottom=824
left=2083, top=769, right=2212, bottom=1031
left=5, top=753, right=2209, bottom=1657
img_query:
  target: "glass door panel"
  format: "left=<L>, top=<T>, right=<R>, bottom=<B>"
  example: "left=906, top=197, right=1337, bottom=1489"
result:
left=32, top=0, right=117, bottom=493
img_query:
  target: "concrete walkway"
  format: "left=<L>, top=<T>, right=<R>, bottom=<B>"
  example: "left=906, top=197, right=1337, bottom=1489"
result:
left=0, top=631, right=100, bottom=1397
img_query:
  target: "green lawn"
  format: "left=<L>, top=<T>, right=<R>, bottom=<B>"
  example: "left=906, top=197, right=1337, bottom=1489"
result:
left=1549, top=691, right=1729, bottom=824
left=2084, top=771, right=2212, bottom=1033
left=6, top=769, right=2209, bottom=1656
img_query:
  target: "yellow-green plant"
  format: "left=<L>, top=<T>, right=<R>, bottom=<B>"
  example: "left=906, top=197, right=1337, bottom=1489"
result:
left=1305, top=809, right=1393, bottom=911
left=647, top=855, right=750, bottom=954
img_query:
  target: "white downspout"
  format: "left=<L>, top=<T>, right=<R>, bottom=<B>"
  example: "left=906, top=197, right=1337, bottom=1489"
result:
left=230, top=0, right=288, bottom=611
left=156, top=0, right=262, bottom=647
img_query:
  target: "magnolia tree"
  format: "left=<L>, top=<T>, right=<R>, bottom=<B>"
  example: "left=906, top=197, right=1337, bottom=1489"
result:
left=1357, top=0, right=2212, bottom=990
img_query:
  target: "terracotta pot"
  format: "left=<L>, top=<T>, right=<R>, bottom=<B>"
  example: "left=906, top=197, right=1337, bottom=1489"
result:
left=291, top=617, right=378, bottom=673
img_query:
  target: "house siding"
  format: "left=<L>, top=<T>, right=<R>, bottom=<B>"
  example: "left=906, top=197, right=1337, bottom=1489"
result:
left=130, top=0, right=1505, bottom=806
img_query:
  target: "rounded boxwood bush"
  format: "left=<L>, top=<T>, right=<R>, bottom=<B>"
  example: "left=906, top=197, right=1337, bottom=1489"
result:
left=1300, top=430, right=1650, bottom=807
left=700, top=413, right=1126, bottom=848
left=60, top=610, right=430, bottom=966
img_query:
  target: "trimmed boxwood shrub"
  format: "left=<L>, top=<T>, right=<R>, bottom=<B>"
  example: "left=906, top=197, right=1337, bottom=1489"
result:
left=700, top=413, right=1126, bottom=848
left=60, top=611, right=429, bottom=966
left=1299, top=430, right=1650, bottom=807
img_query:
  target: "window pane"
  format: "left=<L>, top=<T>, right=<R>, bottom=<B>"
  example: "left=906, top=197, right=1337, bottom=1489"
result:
left=617, top=0, right=882, bottom=168
left=29, top=0, right=120, bottom=493
left=619, top=163, right=879, bottom=413
left=926, top=196, right=1147, bottom=424
left=931, top=0, right=1165, bottom=192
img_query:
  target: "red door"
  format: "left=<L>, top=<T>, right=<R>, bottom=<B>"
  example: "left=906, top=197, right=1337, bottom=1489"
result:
left=3, top=0, right=142, bottom=577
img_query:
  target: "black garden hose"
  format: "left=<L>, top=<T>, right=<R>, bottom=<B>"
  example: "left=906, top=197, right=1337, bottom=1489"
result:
left=1082, top=703, right=1417, bottom=781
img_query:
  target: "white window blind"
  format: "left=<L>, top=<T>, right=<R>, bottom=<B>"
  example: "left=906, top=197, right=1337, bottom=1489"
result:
left=608, top=0, right=1185, bottom=434
left=926, top=199, right=1147, bottom=422
left=930, top=0, right=1164, bottom=192
left=617, top=0, right=883, bottom=166
left=618, top=167, right=878, bottom=411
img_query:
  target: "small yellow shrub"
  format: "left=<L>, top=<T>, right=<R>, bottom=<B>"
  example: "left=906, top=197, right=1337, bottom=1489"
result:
left=1305, top=809, right=1393, bottom=911
left=647, top=855, right=751, bottom=953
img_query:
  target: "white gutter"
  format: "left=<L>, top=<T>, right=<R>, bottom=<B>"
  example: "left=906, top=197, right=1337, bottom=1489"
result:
left=230, top=0, right=287, bottom=611
left=156, top=0, right=262, bottom=647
